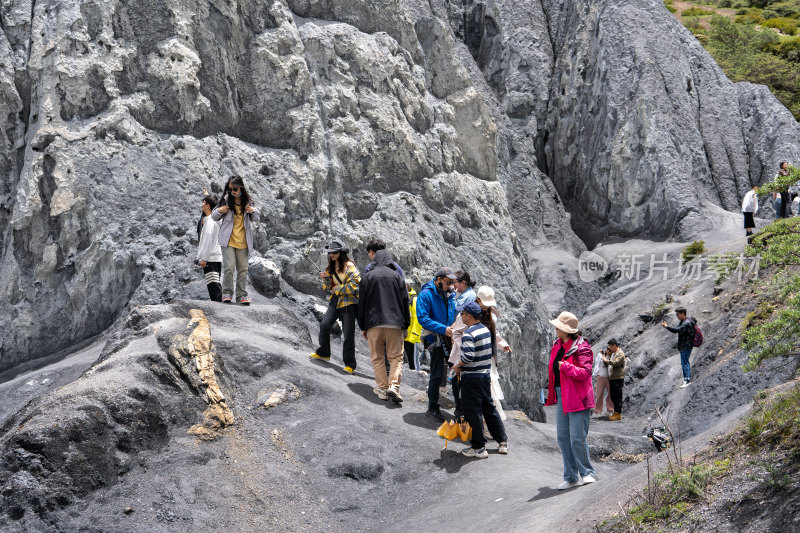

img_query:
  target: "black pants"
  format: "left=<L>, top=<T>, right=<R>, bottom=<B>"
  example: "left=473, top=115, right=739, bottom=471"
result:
left=404, top=341, right=416, bottom=370
left=317, top=299, right=357, bottom=369
left=780, top=192, right=790, bottom=218
left=203, top=262, right=222, bottom=302
left=427, top=344, right=447, bottom=410
left=609, top=378, right=624, bottom=414
left=461, top=374, right=507, bottom=449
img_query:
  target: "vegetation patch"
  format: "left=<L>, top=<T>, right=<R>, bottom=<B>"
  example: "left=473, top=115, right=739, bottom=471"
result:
left=741, top=216, right=800, bottom=371
left=681, top=240, right=705, bottom=263
left=669, top=2, right=800, bottom=119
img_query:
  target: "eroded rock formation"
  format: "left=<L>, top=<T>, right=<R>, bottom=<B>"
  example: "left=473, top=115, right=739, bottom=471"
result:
left=0, top=0, right=798, bottom=419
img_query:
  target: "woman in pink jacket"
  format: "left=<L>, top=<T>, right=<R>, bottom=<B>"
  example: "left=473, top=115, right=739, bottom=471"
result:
left=545, top=311, right=596, bottom=490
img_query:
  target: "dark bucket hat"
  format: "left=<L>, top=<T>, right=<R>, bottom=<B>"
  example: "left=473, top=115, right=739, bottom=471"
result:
left=324, top=239, right=349, bottom=254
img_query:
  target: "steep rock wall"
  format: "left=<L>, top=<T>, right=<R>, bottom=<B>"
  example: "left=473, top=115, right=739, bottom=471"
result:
left=540, top=0, right=800, bottom=245
left=0, top=0, right=552, bottom=419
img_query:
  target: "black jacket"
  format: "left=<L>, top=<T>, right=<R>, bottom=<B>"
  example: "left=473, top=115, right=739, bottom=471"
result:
left=357, top=250, right=410, bottom=331
left=667, top=318, right=695, bottom=351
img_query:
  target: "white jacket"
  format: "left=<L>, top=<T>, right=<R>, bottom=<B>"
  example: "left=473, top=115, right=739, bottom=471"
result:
left=741, top=190, right=758, bottom=213
left=197, top=215, right=223, bottom=263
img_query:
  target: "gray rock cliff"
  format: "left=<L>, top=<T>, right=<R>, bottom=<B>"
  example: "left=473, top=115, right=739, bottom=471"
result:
left=0, top=0, right=798, bottom=420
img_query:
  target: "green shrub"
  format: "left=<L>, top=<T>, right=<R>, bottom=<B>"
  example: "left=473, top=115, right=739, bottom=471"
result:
left=764, top=17, right=800, bottom=35
left=757, top=164, right=800, bottom=196
left=682, top=240, right=706, bottom=262
left=767, top=35, right=800, bottom=61
left=736, top=13, right=766, bottom=23
left=683, top=7, right=716, bottom=16
left=765, top=0, right=800, bottom=18
left=743, top=385, right=800, bottom=450
left=741, top=217, right=800, bottom=371
left=705, top=16, right=800, bottom=120
left=736, top=7, right=764, bottom=16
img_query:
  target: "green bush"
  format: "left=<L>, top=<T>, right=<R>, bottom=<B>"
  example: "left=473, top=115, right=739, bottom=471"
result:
left=705, top=16, right=800, bottom=119
left=683, top=7, right=717, bottom=16
left=736, top=13, right=766, bottom=23
left=741, top=217, right=800, bottom=371
left=757, top=164, right=800, bottom=196
left=764, top=17, right=800, bottom=34
left=767, top=35, right=800, bottom=61
left=682, top=240, right=706, bottom=262
left=736, top=7, right=764, bottom=15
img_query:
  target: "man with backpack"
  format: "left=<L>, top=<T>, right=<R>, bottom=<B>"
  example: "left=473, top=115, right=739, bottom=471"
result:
left=661, top=307, right=699, bottom=388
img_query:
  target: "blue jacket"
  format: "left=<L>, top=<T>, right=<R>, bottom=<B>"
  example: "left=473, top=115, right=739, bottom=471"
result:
left=416, top=279, right=456, bottom=343
left=454, top=287, right=476, bottom=312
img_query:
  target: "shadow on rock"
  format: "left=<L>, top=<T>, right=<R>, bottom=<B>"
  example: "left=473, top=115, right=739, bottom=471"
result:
left=528, top=486, right=569, bottom=502
left=347, top=382, right=388, bottom=406
left=432, top=449, right=471, bottom=474
left=402, top=412, right=440, bottom=430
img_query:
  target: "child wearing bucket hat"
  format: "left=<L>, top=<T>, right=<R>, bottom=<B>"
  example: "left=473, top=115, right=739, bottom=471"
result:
left=310, top=239, right=361, bottom=374
left=544, top=311, right=596, bottom=490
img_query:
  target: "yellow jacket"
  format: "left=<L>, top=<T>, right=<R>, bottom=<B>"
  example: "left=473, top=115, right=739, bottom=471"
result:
left=405, top=288, right=422, bottom=343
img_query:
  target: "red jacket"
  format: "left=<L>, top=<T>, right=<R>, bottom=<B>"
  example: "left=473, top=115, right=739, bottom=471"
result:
left=545, top=337, right=595, bottom=413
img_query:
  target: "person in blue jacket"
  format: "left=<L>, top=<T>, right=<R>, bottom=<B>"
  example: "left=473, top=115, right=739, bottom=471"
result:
left=417, top=267, right=457, bottom=422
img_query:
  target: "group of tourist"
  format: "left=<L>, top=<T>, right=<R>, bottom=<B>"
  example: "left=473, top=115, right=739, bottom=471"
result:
left=193, top=175, right=702, bottom=490
left=742, top=161, right=799, bottom=238
left=308, top=238, right=510, bottom=459
left=196, top=176, right=260, bottom=305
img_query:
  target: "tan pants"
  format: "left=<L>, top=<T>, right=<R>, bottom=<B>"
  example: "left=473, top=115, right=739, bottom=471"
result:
left=594, top=376, right=614, bottom=414
left=367, top=327, right=405, bottom=391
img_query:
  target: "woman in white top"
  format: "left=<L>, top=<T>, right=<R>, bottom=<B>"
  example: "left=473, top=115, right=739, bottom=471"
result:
left=741, top=185, right=759, bottom=237
left=450, top=285, right=511, bottom=420
left=592, top=346, right=614, bottom=417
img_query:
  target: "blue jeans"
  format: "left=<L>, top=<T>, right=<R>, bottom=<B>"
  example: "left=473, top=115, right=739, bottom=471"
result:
left=679, top=349, right=692, bottom=381
left=555, top=387, right=594, bottom=482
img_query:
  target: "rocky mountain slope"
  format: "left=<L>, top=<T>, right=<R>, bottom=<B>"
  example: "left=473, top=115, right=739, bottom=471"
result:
left=2, top=0, right=799, bottom=405
left=0, top=293, right=652, bottom=532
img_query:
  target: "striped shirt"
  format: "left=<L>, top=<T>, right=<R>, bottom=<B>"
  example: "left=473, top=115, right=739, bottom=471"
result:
left=460, top=323, right=493, bottom=376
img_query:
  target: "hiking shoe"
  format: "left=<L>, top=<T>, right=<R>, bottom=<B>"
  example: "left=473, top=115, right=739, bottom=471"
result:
left=309, top=352, right=330, bottom=361
left=238, top=297, right=250, bottom=306
left=373, top=387, right=389, bottom=401
left=581, top=475, right=596, bottom=485
left=387, top=386, right=403, bottom=404
left=461, top=447, right=488, bottom=459
left=426, top=408, right=445, bottom=422
left=343, top=366, right=355, bottom=374
left=222, top=296, right=232, bottom=304
left=498, top=442, right=508, bottom=454
left=680, top=380, right=691, bottom=388
left=608, top=412, right=622, bottom=421
left=557, top=479, right=581, bottom=490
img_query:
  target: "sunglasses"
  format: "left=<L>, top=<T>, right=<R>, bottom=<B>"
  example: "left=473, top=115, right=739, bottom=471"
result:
left=230, top=186, right=241, bottom=192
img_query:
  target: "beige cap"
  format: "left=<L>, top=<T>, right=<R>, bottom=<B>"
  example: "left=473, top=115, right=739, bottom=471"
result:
left=549, top=311, right=579, bottom=334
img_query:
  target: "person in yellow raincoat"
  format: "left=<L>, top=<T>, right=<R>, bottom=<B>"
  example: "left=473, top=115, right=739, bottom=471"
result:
left=404, top=284, right=423, bottom=370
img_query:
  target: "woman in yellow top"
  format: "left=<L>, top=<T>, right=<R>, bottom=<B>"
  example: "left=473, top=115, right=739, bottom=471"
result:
left=211, top=176, right=260, bottom=305
left=310, top=239, right=360, bottom=374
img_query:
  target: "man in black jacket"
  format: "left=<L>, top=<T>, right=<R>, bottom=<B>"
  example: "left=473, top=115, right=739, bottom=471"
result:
left=357, top=249, right=411, bottom=403
left=661, top=307, right=695, bottom=388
